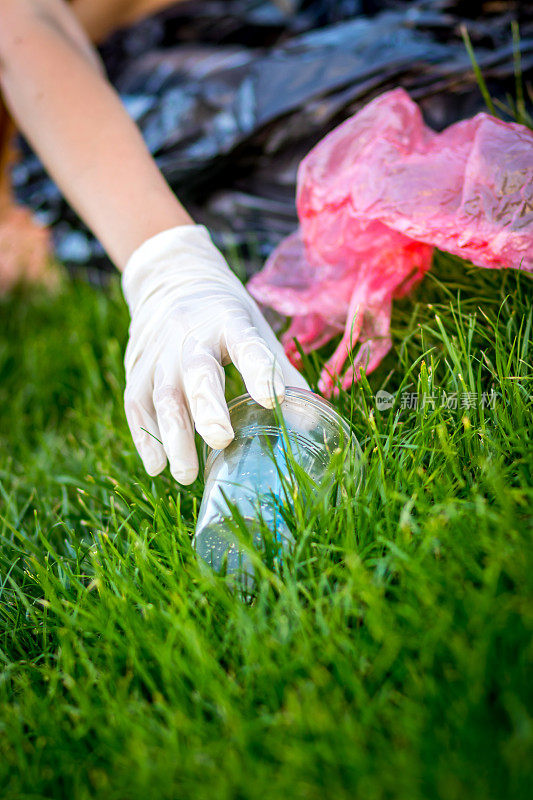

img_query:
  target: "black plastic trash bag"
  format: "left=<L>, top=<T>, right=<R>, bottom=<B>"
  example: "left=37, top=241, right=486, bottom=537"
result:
left=12, top=0, right=533, bottom=280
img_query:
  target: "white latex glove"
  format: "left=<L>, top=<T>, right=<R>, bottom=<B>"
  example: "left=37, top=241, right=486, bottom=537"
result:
left=122, top=224, right=309, bottom=484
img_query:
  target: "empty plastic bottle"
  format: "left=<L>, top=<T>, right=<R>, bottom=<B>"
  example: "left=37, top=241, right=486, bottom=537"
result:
left=194, top=387, right=359, bottom=586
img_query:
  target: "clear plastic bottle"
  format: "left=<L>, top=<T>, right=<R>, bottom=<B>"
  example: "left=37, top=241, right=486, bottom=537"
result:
left=193, top=387, right=359, bottom=585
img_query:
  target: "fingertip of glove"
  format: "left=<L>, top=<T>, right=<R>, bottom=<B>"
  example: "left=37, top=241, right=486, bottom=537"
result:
left=203, top=424, right=235, bottom=451
left=250, top=375, right=286, bottom=409
left=140, top=446, right=167, bottom=476
left=144, top=457, right=167, bottom=477
left=171, top=465, right=198, bottom=485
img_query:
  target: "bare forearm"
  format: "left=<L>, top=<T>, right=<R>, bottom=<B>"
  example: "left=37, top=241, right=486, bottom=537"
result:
left=0, top=0, right=192, bottom=269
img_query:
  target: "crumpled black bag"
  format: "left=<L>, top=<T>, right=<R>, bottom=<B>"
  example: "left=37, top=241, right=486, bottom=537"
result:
left=12, top=0, right=533, bottom=281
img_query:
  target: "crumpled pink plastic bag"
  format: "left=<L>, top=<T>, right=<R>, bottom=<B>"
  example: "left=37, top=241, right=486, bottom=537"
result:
left=248, top=88, right=533, bottom=392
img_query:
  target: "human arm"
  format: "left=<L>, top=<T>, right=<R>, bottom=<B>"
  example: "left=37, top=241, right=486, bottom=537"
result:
left=0, top=0, right=192, bottom=269
left=0, top=0, right=308, bottom=482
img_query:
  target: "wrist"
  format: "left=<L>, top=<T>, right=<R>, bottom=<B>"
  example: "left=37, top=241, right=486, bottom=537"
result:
left=121, top=224, right=229, bottom=313
left=115, top=204, right=194, bottom=271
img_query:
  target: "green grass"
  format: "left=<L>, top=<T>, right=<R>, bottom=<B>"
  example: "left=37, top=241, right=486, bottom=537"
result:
left=0, top=250, right=532, bottom=800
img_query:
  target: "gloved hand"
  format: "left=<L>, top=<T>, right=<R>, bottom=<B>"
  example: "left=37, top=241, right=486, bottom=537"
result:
left=122, top=224, right=309, bottom=484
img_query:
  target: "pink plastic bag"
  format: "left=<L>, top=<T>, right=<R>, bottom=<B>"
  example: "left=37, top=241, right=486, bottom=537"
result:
left=248, top=88, right=533, bottom=392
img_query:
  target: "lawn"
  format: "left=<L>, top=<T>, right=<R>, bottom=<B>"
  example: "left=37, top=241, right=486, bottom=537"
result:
left=0, top=251, right=531, bottom=799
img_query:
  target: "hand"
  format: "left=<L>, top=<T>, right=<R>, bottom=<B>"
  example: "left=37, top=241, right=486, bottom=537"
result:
left=122, top=225, right=309, bottom=484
